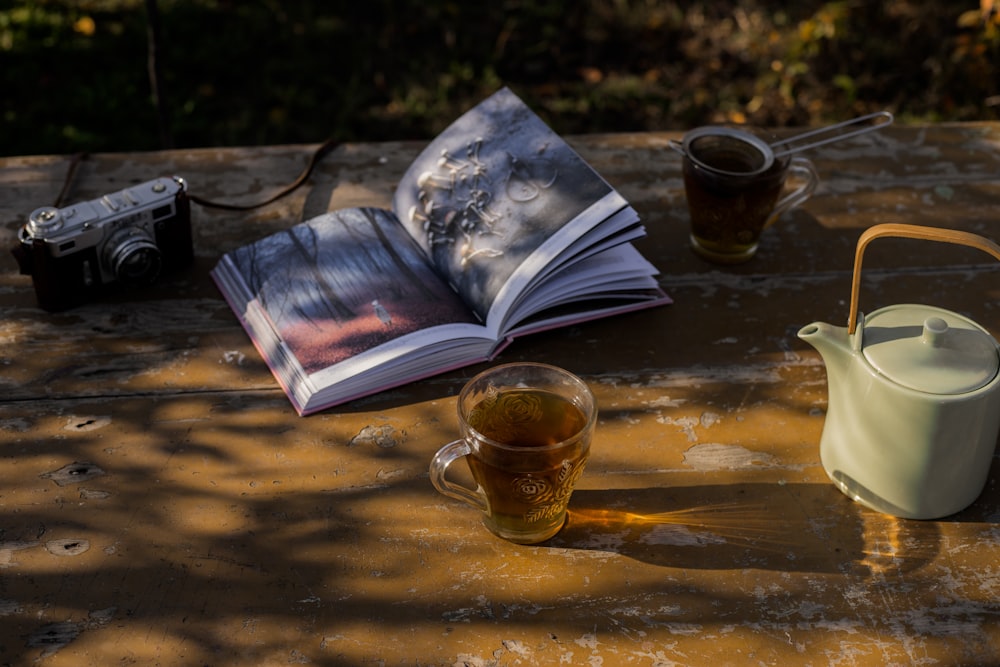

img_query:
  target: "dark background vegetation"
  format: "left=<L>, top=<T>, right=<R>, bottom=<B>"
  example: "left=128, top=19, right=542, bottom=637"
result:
left=2, top=0, right=998, bottom=158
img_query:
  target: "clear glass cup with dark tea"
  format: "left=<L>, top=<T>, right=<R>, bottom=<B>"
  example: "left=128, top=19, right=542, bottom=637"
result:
left=673, top=127, right=818, bottom=264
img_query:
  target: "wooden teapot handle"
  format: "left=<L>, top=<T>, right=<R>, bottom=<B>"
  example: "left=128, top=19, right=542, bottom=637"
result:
left=849, top=223, right=1000, bottom=334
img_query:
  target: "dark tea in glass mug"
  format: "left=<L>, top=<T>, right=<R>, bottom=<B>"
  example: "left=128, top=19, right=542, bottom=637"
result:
left=674, top=127, right=818, bottom=264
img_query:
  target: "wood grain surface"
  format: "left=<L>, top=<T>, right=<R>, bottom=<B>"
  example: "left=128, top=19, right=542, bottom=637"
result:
left=1, top=124, right=999, bottom=666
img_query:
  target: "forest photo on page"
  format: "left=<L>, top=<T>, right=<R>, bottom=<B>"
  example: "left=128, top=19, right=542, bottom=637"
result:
left=229, top=207, right=475, bottom=374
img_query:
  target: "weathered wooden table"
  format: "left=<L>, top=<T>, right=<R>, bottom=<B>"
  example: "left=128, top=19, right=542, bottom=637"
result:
left=2, top=123, right=999, bottom=666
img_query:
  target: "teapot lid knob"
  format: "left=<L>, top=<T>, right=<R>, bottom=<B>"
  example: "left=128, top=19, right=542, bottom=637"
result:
left=921, top=316, right=949, bottom=347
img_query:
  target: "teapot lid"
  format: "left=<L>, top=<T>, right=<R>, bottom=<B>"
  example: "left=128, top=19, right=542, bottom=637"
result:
left=862, top=304, right=1000, bottom=394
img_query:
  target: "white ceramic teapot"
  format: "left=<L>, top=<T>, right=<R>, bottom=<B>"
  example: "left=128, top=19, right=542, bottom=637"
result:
left=798, top=224, right=1000, bottom=519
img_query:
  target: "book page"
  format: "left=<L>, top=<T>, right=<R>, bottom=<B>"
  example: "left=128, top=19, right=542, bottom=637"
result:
left=392, top=87, right=615, bottom=324
left=226, top=207, right=477, bottom=375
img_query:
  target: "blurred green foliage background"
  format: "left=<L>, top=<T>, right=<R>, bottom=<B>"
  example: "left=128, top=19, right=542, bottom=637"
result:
left=2, top=0, right=998, bottom=157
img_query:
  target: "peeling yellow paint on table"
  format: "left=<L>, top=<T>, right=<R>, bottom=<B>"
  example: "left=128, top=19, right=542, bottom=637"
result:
left=2, top=124, right=1000, bottom=666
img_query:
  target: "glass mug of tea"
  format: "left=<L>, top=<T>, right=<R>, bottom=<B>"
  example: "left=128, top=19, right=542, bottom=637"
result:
left=673, top=126, right=819, bottom=264
left=429, top=363, right=597, bottom=544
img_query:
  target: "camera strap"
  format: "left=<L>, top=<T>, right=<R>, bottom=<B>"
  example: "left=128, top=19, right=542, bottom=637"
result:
left=54, top=138, right=341, bottom=211
left=54, top=152, right=91, bottom=208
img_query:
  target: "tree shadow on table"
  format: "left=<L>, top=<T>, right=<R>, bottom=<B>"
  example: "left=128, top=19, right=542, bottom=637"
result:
left=545, top=482, right=941, bottom=576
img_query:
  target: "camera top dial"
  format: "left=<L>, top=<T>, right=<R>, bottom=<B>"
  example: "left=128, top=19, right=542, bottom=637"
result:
left=26, top=207, right=65, bottom=237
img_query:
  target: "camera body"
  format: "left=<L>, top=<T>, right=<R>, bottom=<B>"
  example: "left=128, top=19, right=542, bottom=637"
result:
left=13, top=176, right=193, bottom=311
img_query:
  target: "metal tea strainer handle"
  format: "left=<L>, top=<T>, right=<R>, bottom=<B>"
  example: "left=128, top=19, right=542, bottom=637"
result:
left=847, top=223, right=1000, bottom=335
left=771, top=111, right=894, bottom=159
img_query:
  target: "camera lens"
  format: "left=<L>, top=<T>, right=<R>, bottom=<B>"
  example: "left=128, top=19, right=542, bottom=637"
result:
left=106, top=231, right=163, bottom=284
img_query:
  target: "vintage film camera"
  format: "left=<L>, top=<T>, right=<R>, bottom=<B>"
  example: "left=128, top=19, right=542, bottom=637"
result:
left=13, top=176, right=193, bottom=311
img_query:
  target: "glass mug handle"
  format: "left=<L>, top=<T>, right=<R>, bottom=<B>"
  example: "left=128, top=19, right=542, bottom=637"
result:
left=766, top=156, right=818, bottom=227
left=429, top=439, right=487, bottom=512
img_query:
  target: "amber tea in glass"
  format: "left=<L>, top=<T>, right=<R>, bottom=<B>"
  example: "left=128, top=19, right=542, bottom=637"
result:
left=430, top=363, right=596, bottom=544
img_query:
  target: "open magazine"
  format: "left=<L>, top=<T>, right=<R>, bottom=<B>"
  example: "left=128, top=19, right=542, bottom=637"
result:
left=211, top=87, right=671, bottom=414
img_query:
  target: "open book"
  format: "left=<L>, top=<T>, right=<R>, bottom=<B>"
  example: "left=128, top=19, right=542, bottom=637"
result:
left=211, top=88, right=671, bottom=414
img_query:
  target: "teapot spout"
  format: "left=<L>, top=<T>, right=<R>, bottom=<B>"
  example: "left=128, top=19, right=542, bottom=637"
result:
left=797, top=320, right=855, bottom=374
